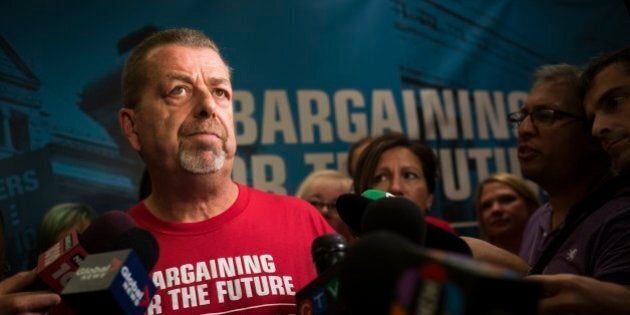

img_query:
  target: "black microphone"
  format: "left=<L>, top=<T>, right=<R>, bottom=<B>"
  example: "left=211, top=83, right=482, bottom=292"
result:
left=311, top=233, right=348, bottom=275
left=295, top=234, right=348, bottom=314
left=339, top=232, right=541, bottom=315
left=337, top=190, right=472, bottom=255
left=338, top=231, right=425, bottom=315
left=361, top=196, right=427, bottom=246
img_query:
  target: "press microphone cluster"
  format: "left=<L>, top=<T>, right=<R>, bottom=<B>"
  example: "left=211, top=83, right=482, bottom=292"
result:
left=337, top=189, right=471, bottom=255
left=297, top=194, right=427, bottom=314
left=297, top=192, right=541, bottom=315
left=340, top=232, right=541, bottom=315
left=33, top=211, right=159, bottom=315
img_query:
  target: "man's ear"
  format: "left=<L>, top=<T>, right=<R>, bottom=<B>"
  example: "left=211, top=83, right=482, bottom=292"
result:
left=118, top=108, right=141, bottom=152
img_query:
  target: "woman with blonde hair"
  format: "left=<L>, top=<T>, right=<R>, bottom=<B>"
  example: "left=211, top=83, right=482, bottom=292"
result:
left=37, top=202, right=96, bottom=254
left=296, top=170, right=355, bottom=243
left=475, top=172, right=540, bottom=254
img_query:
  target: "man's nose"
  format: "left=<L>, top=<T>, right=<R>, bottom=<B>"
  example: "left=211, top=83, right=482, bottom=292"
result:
left=517, top=114, right=537, bottom=139
left=194, top=90, right=217, bottom=119
left=591, top=113, right=611, bottom=140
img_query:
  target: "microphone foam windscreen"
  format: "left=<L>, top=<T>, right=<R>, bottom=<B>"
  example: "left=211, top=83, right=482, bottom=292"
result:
left=339, top=231, right=425, bottom=315
left=360, top=197, right=426, bottom=246
left=78, top=210, right=138, bottom=253
left=311, top=233, right=348, bottom=275
left=335, top=193, right=370, bottom=234
left=113, top=227, right=160, bottom=271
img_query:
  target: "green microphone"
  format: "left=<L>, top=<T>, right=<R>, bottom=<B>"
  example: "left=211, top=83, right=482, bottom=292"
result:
left=360, top=189, right=394, bottom=201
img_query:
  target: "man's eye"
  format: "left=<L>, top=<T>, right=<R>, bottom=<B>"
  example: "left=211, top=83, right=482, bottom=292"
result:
left=603, top=95, right=627, bottom=112
left=213, top=89, right=227, bottom=98
left=169, top=86, right=188, bottom=96
left=533, top=110, right=554, bottom=122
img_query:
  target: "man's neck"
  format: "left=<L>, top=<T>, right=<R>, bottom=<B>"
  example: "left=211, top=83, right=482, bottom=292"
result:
left=144, top=170, right=239, bottom=223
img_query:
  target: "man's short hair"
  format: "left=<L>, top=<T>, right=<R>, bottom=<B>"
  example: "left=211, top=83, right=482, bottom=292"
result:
left=579, top=47, right=630, bottom=101
left=532, top=63, right=581, bottom=89
left=531, top=63, right=582, bottom=114
left=122, top=28, right=230, bottom=109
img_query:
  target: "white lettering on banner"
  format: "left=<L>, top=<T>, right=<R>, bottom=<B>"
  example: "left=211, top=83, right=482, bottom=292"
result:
left=334, top=89, right=367, bottom=142
left=229, top=87, right=528, bottom=200
left=439, top=147, right=521, bottom=201
left=421, top=89, right=458, bottom=140
left=402, top=89, right=420, bottom=139
left=0, top=170, right=40, bottom=200
left=298, top=90, right=333, bottom=144
left=371, top=90, right=403, bottom=136
left=230, top=155, right=288, bottom=194
left=233, top=90, right=257, bottom=145
left=233, top=88, right=523, bottom=144
left=261, top=90, right=298, bottom=144
left=474, top=90, right=509, bottom=139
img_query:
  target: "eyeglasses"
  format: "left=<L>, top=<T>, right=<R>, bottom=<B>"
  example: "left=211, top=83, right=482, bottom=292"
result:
left=308, top=200, right=337, bottom=212
left=507, top=108, right=583, bottom=127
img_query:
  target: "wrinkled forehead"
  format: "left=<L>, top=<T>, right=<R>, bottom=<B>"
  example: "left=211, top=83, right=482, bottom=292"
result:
left=145, top=44, right=231, bottom=79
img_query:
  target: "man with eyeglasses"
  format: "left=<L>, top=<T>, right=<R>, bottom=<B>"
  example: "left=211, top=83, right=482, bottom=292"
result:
left=507, top=62, right=630, bottom=314
left=523, top=48, right=630, bottom=315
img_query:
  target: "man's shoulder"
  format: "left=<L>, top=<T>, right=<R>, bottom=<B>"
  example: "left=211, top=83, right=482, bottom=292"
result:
left=529, top=203, right=552, bottom=222
left=591, top=176, right=630, bottom=215
left=243, top=184, right=314, bottom=209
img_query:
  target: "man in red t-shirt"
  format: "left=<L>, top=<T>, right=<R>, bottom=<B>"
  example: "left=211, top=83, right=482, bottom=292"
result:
left=118, top=28, right=333, bottom=315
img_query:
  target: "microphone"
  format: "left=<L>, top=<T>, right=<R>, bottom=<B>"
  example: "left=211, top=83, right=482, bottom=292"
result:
left=339, top=232, right=541, bottom=315
left=361, top=196, right=426, bottom=246
left=295, top=234, right=349, bottom=314
left=336, top=189, right=392, bottom=235
left=338, top=232, right=426, bottom=315
left=58, top=212, right=159, bottom=315
left=33, top=211, right=153, bottom=292
left=34, top=230, right=88, bottom=293
left=32, top=211, right=159, bottom=314
left=311, top=234, right=348, bottom=275
left=337, top=190, right=472, bottom=255
left=60, top=248, right=156, bottom=315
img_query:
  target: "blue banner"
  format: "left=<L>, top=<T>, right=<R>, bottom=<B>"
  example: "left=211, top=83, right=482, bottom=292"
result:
left=0, top=0, right=628, bottom=269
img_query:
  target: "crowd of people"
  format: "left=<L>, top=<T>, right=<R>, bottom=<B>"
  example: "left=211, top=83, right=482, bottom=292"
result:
left=0, top=27, right=628, bottom=314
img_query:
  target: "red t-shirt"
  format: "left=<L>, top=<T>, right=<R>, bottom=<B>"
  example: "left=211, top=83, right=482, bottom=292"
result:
left=425, top=215, right=456, bottom=234
left=128, top=183, right=334, bottom=315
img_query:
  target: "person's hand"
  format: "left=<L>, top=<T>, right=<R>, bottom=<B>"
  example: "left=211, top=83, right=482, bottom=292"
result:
left=528, top=273, right=630, bottom=315
left=0, top=270, right=61, bottom=315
